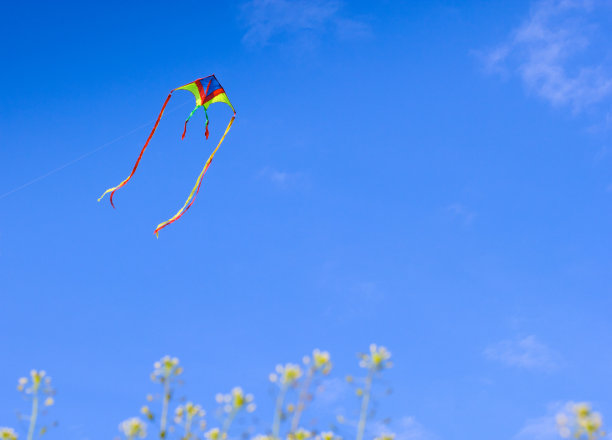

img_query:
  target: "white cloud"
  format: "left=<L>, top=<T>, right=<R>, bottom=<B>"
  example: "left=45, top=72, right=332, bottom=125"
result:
left=368, top=417, right=437, bottom=440
left=514, top=413, right=560, bottom=440
left=241, top=0, right=370, bottom=46
left=484, top=335, right=560, bottom=371
left=483, top=0, right=612, bottom=112
left=446, top=203, right=476, bottom=225
left=258, top=166, right=307, bottom=188
left=311, top=377, right=351, bottom=408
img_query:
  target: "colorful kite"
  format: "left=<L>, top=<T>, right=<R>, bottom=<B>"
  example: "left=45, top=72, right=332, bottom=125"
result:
left=98, top=75, right=235, bottom=237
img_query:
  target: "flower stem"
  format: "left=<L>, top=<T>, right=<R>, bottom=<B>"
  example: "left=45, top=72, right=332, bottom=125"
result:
left=272, top=384, right=288, bottom=439
left=221, top=408, right=237, bottom=438
left=356, top=369, right=374, bottom=440
left=290, top=367, right=313, bottom=433
left=160, top=380, right=171, bottom=438
left=183, top=413, right=193, bottom=440
left=27, top=393, right=38, bottom=440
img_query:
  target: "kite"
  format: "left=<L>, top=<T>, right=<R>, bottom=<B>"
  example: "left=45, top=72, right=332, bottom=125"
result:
left=98, top=75, right=236, bottom=237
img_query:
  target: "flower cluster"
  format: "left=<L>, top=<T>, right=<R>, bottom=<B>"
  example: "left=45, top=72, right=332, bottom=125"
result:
left=303, top=349, right=332, bottom=375
left=359, top=344, right=392, bottom=371
left=151, top=356, right=183, bottom=383
left=287, top=428, right=312, bottom=440
left=216, top=387, right=256, bottom=414
left=0, top=428, right=17, bottom=440
left=557, top=402, right=605, bottom=439
left=119, top=417, right=147, bottom=439
left=205, top=427, right=227, bottom=440
left=269, top=364, right=303, bottom=386
left=17, top=370, right=54, bottom=405
left=174, top=402, right=206, bottom=424
left=316, top=432, right=341, bottom=440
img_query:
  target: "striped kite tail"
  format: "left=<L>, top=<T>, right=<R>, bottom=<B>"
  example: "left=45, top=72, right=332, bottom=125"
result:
left=98, top=92, right=173, bottom=207
left=154, top=114, right=235, bottom=237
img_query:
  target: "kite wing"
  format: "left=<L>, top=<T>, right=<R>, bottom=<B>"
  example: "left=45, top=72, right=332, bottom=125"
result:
left=98, top=75, right=236, bottom=237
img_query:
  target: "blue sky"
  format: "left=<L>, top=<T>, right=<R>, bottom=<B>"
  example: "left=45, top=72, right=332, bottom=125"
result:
left=1, top=1, right=612, bottom=439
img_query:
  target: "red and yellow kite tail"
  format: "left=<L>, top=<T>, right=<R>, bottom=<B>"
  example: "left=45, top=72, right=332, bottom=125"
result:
left=97, top=92, right=173, bottom=208
left=153, top=112, right=236, bottom=237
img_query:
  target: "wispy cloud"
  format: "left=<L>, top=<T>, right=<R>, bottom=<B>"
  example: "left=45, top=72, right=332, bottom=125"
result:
left=258, top=166, right=308, bottom=189
left=482, top=0, right=612, bottom=112
left=368, top=417, right=437, bottom=440
left=484, top=335, right=560, bottom=371
left=446, top=203, right=476, bottom=225
left=514, top=412, right=560, bottom=440
left=240, top=0, right=370, bottom=47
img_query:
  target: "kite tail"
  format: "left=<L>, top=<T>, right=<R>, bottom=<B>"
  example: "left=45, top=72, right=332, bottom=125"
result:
left=154, top=114, right=235, bottom=237
left=98, top=92, right=173, bottom=208
left=181, top=105, right=200, bottom=140
left=204, top=107, right=210, bottom=139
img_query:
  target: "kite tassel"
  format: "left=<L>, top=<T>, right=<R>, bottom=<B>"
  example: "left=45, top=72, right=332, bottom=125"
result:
left=181, top=105, right=200, bottom=141
left=181, top=120, right=188, bottom=140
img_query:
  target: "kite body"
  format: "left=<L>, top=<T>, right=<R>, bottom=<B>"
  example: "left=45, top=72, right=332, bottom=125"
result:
left=98, top=75, right=235, bottom=237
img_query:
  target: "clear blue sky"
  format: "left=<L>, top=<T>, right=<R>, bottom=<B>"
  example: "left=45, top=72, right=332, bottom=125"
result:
left=1, top=1, right=612, bottom=440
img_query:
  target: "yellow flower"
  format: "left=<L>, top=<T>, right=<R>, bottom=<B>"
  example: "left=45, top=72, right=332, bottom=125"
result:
left=217, top=387, right=255, bottom=413
left=44, top=397, right=54, bottom=407
left=205, top=428, right=226, bottom=440
left=28, top=370, right=46, bottom=393
left=270, top=364, right=302, bottom=386
left=359, top=344, right=392, bottom=371
left=312, top=349, right=332, bottom=373
left=578, top=412, right=603, bottom=435
left=185, top=402, right=205, bottom=418
left=288, top=428, right=312, bottom=440
left=317, top=432, right=341, bottom=440
left=152, top=356, right=182, bottom=382
left=19, top=370, right=53, bottom=396
left=0, top=427, right=18, bottom=440
left=119, top=417, right=147, bottom=439
left=253, top=436, right=273, bottom=440
left=574, top=403, right=591, bottom=419
left=557, top=402, right=606, bottom=439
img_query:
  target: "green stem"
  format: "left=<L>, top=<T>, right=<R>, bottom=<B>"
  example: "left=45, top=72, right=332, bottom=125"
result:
left=27, top=393, right=39, bottom=440
left=183, top=413, right=193, bottom=440
left=290, top=368, right=314, bottom=433
left=160, top=380, right=171, bottom=438
left=221, top=408, right=238, bottom=438
left=356, top=369, right=374, bottom=440
left=272, top=385, right=288, bottom=439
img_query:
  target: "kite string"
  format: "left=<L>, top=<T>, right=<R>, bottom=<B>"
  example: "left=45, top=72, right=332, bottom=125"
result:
left=153, top=114, right=235, bottom=237
left=0, top=100, right=190, bottom=202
